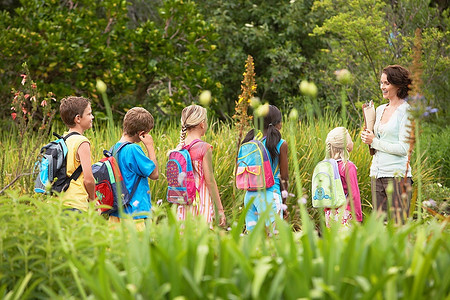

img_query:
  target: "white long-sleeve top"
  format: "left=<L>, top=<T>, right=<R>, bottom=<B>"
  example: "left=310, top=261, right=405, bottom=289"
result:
left=370, top=102, right=412, bottom=178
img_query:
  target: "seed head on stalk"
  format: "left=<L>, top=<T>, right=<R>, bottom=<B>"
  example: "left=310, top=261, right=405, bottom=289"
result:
left=403, top=28, right=437, bottom=221
left=233, top=55, right=256, bottom=145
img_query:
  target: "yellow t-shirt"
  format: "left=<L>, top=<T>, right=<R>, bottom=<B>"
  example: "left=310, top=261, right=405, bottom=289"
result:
left=61, top=132, right=91, bottom=211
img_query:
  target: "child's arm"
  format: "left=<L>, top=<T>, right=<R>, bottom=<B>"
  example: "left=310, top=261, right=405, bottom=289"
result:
left=279, top=141, right=289, bottom=203
left=202, top=148, right=226, bottom=227
left=139, top=132, right=159, bottom=180
left=345, top=163, right=362, bottom=222
left=78, top=142, right=95, bottom=201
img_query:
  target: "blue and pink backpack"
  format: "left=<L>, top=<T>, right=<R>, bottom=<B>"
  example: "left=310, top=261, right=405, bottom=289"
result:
left=166, top=139, right=201, bottom=205
left=236, top=132, right=275, bottom=191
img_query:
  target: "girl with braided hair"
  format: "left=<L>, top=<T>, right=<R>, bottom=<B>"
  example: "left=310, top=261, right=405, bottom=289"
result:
left=175, top=104, right=226, bottom=227
left=324, top=127, right=362, bottom=227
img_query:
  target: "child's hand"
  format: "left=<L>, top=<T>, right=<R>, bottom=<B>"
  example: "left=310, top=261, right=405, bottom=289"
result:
left=139, top=131, right=154, bottom=147
left=218, top=210, right=226, bottom=227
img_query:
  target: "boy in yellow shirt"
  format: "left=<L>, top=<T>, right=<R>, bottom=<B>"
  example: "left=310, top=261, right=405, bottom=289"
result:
left=59, top=96, right=95, bottom=211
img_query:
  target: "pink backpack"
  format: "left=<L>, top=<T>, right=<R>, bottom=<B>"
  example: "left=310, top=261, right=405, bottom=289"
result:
left=166, top=139, right=201, bottom=205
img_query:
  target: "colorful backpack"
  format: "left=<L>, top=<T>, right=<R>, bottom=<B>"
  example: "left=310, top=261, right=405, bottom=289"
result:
left=236, top=133, right=275, bottom=191
left=34, top=132, right=82, bottom=194
left=166, top=139, right=201, bottom=205
left=92, top=142, right=142, bottom=214
left=311, top=159, right=346, bottom=208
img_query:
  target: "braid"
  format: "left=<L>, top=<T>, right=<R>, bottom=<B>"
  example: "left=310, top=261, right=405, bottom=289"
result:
left=176, top=126, right=187, bottom=150
left=180, top=126, right=187, bottom=145
left=326, top=142, right=331, bottom=159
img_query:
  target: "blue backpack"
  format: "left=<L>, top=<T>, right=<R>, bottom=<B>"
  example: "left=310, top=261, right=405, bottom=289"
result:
left=236, top=133, right=275, bottom=191
left=34, top=132, right=82, bottom=194
left=311, top=159, right=346, bottom=208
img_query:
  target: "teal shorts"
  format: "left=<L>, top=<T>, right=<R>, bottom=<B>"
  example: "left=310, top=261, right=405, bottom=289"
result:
left=244, top=188, right=281, bottom=231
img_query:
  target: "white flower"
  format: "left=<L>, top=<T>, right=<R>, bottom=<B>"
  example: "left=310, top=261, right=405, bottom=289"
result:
left=156, top=199, right=163, bottom=206
left=250, top=97, right=261, bottom=108
left=299, top=80, right=318, bottom=98
left=334, top=69, right=352, bottom=84
left=298, top=197, right=307, bottom=205
left=281, top=190, right=289, bottom=199
left=289, top=109, right=298, bottom=121
left=199, top=90, right=211, bottom=106
left=255, top=103, right=270, bottom=117
left=281, top=204, right=288, bottom=211
left=423, top=199, right=437, bottom=207
left=96, top=79, right=107, bottom=93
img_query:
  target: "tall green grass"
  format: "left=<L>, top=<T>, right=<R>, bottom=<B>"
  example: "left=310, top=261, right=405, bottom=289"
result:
left=0, top=114, right=440, bottom=227
left=1, top=112, right=448, bottom=299
left=0, top=193, right=448, bottom=299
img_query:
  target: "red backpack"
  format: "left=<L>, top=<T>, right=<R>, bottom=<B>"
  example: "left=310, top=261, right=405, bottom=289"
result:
left=92, top=142, right=142, bottom=214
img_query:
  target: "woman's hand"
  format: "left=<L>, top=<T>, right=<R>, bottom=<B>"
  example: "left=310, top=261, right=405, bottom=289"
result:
left=361, top=129, right=375, bottom=145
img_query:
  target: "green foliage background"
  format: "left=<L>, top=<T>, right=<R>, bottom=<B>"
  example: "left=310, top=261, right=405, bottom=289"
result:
left=0, top=0, right=222, bottom=119
left=1, top=0, right=448, bottom=123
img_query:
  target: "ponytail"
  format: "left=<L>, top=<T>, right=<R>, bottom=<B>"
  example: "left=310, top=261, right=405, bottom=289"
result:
left=241, top=105, right=282, bottom=162
left=242, top=129, right=256, bottom=144
left=265, top=124, right=281, bottom=162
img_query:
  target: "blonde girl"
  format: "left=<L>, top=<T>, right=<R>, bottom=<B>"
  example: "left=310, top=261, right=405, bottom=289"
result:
left=325, top=127, right=363, bottom=227
left=175, top=105, right=226, bottom=227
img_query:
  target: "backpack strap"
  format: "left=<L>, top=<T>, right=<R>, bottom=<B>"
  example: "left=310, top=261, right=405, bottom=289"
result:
left=67, top=165, right=83, bottom=183
left=128, top=176, right=142, bottom=201
left=102, top=141, right=132, bottom=157
left=254, top=131, right=264, bottom=141
left=116, top=141, right=132, bottom=155
left=61, top=131, right=81, bottom=140
left=61, top=131, right=83, bottom=182
left=183, top=139, right=202, bottom=151
left=260, top=136, right=279, bottom=176
left=110, top=141, right=143, bottom=200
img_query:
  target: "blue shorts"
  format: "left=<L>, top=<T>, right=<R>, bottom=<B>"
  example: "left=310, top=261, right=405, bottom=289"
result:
left=244, top=188, right=282, bottom=231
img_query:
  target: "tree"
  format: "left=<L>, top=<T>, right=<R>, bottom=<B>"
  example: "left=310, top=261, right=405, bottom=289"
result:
left=195, top=0, right=325, bottom=115
left=0, top=0, right=220, bottom=122
left=311, top=0, right=449, bottom=125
